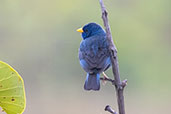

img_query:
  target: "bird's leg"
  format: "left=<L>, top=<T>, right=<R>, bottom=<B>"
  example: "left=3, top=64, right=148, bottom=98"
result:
left=101, top=72, right=109, bottom=85
left=102, top=72, right=109, bottom=79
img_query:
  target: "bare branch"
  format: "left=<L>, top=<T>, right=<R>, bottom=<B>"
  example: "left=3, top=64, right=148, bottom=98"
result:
left=99, top=0, right=127, bottom=114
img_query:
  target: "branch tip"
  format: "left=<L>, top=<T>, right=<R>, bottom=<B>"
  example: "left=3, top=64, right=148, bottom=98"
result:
left=121, top=79, right=128, bottom=88
left=105, top=105, right=117, bottom=114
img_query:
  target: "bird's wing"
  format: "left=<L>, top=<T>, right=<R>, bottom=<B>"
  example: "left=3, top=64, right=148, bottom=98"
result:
left=79, top=36, right=110, bottom=72
left=79, top=47, right=97, bottom=69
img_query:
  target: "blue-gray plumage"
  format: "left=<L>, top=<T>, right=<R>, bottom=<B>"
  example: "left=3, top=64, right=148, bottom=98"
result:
left=77, top=23, right=111, bottom=91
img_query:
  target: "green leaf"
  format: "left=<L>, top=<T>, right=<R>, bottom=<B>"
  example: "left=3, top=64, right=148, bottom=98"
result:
left=0, top=61, right=26, bottom=114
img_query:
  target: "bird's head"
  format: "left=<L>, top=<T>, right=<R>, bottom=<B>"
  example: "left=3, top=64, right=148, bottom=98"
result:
left=77, top=23, right=105, bottom=39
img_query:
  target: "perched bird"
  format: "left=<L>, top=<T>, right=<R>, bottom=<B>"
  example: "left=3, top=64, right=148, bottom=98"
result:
left=77, top=23, right=111, bottom=91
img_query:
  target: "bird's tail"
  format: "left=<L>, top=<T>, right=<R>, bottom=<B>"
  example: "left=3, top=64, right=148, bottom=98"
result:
left=84, top=73, right=100, bottom=91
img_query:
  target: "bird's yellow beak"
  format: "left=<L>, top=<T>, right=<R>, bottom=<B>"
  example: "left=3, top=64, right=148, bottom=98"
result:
left=77, top=28, right=84, bottom=33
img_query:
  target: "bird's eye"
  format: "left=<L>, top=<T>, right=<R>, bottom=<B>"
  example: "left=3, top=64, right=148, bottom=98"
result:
left=84, top=29, right=88, bottom=32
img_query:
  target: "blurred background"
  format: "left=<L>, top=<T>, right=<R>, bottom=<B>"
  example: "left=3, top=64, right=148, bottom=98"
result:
left=0, top=0, right=171, bottom=114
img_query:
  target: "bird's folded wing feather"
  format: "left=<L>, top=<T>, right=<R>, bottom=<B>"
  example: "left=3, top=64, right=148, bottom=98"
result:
left=79, top=38, right=109, bottom=70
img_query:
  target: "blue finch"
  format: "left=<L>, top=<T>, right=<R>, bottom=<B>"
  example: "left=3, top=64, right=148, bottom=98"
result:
left=77, top=23, right=111, bottom=91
